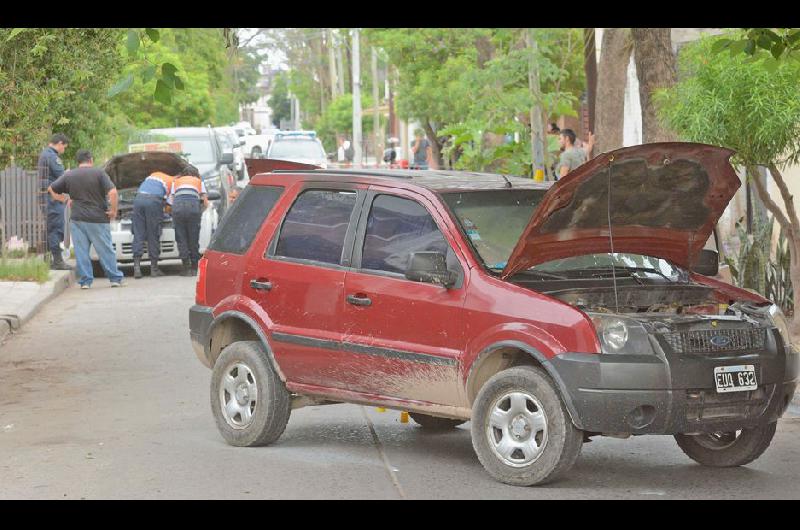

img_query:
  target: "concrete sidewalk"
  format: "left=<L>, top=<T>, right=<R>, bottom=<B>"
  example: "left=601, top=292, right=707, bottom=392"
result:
left=0, top=268, right=74, bottom=346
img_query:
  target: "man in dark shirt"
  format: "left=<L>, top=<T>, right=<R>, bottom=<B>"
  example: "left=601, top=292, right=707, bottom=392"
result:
left=37, top=133, right=71, bottom=270
left=48, top=149, right=124, bottom=289
left=410, top=129, right=433, bottom=170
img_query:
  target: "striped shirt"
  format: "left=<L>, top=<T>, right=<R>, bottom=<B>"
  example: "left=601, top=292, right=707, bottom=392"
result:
left=170, top=176, right=207, bottom=200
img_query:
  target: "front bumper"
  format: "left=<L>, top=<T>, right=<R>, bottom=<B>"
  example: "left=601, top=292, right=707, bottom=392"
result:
left=548, top=330, right=799, bottom=435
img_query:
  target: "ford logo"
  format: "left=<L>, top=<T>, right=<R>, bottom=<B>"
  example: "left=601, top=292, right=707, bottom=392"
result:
left=710, top=334, right=732, bottom=348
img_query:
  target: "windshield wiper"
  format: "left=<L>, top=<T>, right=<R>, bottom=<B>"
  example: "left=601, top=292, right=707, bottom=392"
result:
left=503, top=268, right=567, bottom=280
left=578, top=265, right=674, bottom=281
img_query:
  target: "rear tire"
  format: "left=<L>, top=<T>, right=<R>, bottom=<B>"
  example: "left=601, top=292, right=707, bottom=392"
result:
left=471, top=365, right=583, bottom=486
left=210, top=341, right=291, bottom=447
left=408, top=412, right=466, bottom=430
left=674, top=422, right=777, bottom=467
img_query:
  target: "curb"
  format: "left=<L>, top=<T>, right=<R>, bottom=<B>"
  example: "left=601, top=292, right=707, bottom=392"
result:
left=0, top=269, right=75, bottom=346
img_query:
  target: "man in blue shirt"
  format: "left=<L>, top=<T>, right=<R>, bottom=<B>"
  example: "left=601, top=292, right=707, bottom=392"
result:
left=37, top=133, right=71, bottom=270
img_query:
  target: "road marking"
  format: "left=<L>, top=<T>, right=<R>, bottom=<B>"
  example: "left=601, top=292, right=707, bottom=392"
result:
left=360, top=406, right=407, bottom=499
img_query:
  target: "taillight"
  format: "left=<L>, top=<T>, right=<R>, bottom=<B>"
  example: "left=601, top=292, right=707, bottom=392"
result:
left=195, top=257, right=208, bottom=305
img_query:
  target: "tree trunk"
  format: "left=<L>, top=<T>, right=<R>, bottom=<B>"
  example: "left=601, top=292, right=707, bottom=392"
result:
left=631, top=28, right=677, bottom=143
left=423, top=121, right=442, bottom=169
left=583, top=28, right=598, bottom=133
left=595, top=28, right=631, bottom=154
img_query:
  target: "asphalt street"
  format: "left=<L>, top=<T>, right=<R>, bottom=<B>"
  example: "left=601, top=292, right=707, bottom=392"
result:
left=1, top=264, right=799, bottom=499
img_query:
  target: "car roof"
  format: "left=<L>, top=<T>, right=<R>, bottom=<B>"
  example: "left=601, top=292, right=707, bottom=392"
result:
left=260, top=168, right=553, bottom=192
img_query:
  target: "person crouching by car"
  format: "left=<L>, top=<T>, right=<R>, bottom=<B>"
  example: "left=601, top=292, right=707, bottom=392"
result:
left=170, top=165, right=208, bottom=277
left=132, top=169, right=174, bottom=279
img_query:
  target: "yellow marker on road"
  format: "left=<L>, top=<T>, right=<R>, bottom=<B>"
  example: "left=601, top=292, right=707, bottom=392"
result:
left=376, top=407, right=386, bottom=413
left=400, top=411, right=409, bottom=423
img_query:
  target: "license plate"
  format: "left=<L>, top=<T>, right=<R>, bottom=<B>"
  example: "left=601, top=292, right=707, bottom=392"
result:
left=714, top=365, right=757, bottom=393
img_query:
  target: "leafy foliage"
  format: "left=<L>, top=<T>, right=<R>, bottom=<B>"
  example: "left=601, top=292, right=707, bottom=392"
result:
left=656, top=32, right=800, bottom=168
left=712, top=28, right=800, bottom=67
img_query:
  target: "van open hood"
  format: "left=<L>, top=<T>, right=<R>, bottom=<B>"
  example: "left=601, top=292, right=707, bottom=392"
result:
left=500, top=143, right=740, bottom=279
left=104, top=152, right=188, bottom=190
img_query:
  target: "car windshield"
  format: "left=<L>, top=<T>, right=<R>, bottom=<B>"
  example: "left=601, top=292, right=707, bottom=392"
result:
left=217, top=133, right=233, bottom=152
left=268, top=139, right=324, bottom=160
left=442, top=189, right=545, bottom=269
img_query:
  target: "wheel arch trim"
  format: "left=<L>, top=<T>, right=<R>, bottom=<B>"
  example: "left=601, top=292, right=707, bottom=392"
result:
left=207, top=310, right=287, bottom=382
left=467, top=340, right=584, bottom=430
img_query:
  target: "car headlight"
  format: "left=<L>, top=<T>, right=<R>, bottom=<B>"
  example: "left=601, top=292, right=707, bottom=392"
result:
left=587, top=312, right=655, bottom=355
left=768, top=304, right=793, bottom=349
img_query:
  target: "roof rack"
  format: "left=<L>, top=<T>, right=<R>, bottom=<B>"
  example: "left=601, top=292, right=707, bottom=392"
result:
left=272, top=169, right=414, bottom=179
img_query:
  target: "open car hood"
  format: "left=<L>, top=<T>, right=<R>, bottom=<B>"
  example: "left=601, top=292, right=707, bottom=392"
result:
left=245, top=158, right=321, bottom=176
left=104, top=152, right=188, bottom=189
left=501, top=143, right=740, bottom=279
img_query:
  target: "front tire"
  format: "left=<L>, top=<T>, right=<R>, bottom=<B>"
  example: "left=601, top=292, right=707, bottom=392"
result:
left=210, top=341, right=291, bottom=447
left=471, top=365, right=583, bottom=486
left=674, top=423, right=777, bottom=467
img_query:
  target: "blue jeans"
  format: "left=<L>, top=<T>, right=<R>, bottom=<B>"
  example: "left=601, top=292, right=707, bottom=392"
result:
left=70, top=221, right=124, bottom=286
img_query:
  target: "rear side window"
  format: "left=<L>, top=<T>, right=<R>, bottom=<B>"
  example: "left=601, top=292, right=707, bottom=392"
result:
left=274, top=189, right=357, bottom=265
left=361, top=195, right=454, bottom=274
left=208, top=185, right=283, bottom=254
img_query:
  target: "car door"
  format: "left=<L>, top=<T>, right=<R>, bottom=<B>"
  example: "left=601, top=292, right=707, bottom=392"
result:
left=340, top=187, right=469, bottom=407
left=244, top=183, right=366, bottom=388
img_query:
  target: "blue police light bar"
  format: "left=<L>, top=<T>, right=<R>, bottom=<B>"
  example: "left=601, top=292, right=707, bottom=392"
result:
left=275, top=131, right=317, bottom=139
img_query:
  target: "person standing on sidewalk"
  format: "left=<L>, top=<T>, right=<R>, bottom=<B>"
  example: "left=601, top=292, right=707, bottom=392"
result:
left=47, top=149, right=124, bottom=289
left=37, top=133, right=71, bottom=270
left=131, top=170, right=174, bottom=279
left=169, top=165, right=208, bottom=276
left=409, top=129, right=433, bottom=170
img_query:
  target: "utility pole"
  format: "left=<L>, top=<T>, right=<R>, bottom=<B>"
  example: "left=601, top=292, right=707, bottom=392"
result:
left=328, top=29, right=339, bottom=99
left=336, top=32, right=346, bottom=95
left=352, top=29, right=362, bottom=168
left=372, top=47, right=380, bottom=167
left=526, top=28, right=545, bottom=181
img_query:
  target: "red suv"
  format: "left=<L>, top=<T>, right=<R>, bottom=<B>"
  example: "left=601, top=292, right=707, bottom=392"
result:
left=190, top=142, right=798, bottom=486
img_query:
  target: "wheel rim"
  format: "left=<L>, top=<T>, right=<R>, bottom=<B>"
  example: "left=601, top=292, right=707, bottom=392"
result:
left=219, top=362, right=258, bottom=429
left=692, top=430, right=741, bottom=450
left=486, top=390, right=548, bottom=468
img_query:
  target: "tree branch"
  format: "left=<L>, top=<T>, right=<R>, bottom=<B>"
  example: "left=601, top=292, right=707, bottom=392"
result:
left=768, top=163, right=800, bottom=233
left=749, top=165, right=792, bottom=233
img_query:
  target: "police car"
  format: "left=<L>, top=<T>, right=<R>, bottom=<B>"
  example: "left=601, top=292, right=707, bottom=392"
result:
left=264, top=131, right=328, bottom=169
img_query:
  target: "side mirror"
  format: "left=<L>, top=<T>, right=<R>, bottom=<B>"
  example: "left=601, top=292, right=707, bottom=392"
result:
left=207, top=190, right=221, bottom=201
left=693, top=249, right=719, bottom=277
left=405, top=251, right=457, bottom=288
left=219, top=152, right=234, bottom=165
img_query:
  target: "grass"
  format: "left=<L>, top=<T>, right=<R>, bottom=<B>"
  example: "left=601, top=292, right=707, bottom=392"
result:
left=0, top=254, right=50, bottom=283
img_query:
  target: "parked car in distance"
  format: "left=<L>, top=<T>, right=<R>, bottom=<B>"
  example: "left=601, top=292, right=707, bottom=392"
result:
left=240, top=128, right=280, bottom=159
left=215, top=126, right=246, bottom=179
left=265, top=131, right=327, bottom=168
left=189, top=143, right=798, bottom=486
left=92, top=151, right=220, bottom=275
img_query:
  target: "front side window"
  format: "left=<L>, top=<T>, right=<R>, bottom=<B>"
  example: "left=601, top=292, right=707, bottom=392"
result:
left=361, top=194, right=454, bottom=275
left=274, top=189, right=357, bottom=265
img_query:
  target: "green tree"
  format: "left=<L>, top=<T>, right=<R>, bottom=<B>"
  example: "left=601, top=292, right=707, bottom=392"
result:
left=657, top=33, right=800, bottom=334
left=0, top=28, right=125, bottom=165
left=269, top=71, right=292, bottom=127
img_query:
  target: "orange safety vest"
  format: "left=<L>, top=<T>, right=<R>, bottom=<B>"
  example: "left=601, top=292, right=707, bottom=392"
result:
left=149, top=171, right=174, bottom=193
left=171, top=176, right=205, bottom=197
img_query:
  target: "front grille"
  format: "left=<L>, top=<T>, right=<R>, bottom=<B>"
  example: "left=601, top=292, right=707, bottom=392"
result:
left=660, top=328, right=765, bottom=354
left=120, top=241, right=175, bottom=256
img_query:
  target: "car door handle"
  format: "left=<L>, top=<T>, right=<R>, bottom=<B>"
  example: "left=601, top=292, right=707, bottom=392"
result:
left=346, top=294, right=372, bottom=307
left=250, top=279, right=273, bottom=291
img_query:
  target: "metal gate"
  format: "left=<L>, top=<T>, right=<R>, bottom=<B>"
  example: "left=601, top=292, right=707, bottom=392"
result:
left=0, top=165, right=47, bottom=253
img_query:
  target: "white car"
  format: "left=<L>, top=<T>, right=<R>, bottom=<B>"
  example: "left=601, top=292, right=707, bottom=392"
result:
left=87, top=151, right=219, bottom=275
left=241, top=129, right=280, bottom=159
left=265, top=131, right=328, bottom=168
